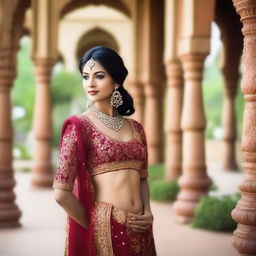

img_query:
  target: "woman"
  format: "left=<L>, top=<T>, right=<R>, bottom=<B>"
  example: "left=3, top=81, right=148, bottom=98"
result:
left=53, top=46, right=157, bottom=256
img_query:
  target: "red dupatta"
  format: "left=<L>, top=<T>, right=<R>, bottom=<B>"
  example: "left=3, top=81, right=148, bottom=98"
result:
left=61, top=115, right=96, bottom=256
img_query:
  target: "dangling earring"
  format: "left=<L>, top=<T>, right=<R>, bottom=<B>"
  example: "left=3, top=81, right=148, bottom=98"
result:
left=111, top=87, right=123, bottom=108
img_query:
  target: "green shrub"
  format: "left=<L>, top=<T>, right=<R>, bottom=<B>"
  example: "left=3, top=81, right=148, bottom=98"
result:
left=148, top=164, right=165, bottom=185
left=150, top=180, right=179, bottom=201
left=192, top=194, right=239, bottom=232
left=209, top=183, right=218, bottom=191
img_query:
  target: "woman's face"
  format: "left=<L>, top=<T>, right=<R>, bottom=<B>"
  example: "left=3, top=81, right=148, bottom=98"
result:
left=82, top=60, right=118, bottom=104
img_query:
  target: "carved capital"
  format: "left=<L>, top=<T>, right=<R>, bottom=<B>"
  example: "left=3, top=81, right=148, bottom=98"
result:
left=34, top=58, right=55, bottom=85
left=165, top=60, right=183, bottom=88
left=180, top=54, right=206, bottom=82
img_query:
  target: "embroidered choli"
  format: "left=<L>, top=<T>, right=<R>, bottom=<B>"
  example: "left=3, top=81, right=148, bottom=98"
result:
left=53, top=114, right=148, bottom=191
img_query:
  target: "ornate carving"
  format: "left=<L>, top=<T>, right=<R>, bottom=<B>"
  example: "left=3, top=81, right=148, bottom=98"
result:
left=0, top=0, right=27, bottom=227
left=232, top=0, right=256, bottom=254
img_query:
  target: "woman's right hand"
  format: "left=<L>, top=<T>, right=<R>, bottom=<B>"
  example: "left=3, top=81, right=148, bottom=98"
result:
left=127, top=211, right=153, bottom=233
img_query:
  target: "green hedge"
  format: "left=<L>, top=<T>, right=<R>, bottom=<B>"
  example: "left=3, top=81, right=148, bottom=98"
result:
left=148, top=164, right=179, bottom=201
left=150, top=180, right=179, bottom=201
left=148, top=163, right=218, bottom=201
left=192, top=193, right=240, bottom=232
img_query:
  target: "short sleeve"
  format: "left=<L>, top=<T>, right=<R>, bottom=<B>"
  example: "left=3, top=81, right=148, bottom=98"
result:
left=135, top=121, right=148, bottom=179
left=53, top=123, right=78, bottom=191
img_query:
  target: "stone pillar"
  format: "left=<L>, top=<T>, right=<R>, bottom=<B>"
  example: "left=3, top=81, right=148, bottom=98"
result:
left=222, top=85, right=238, bottom=171
left=231, top=0, right=256, bottom=254
left=164, top=60, right=183, bottom=180
left=144, top=81, right=164, bottom=163
left=31, top=58, right=54, bottom=187
left=140, top=0, right=165, bottom=164
left=215, top=0, right=243, bottom=171
left=164, top=0, right=183, bottom=180
left=173, top=54, right=212, bottom=223
left=173, top=0, right=214, bottom=223
left=0, top=0, right=28, bottom=227
left=0, top=46, right=22, bottom=227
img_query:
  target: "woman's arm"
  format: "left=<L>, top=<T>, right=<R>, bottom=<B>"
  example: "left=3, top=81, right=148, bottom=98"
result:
left=54, top=189, right=89, bottom=228
left=140, top=178, right=152, bottom=213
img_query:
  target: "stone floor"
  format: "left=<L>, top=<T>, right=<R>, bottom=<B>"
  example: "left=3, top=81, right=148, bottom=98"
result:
left=0, top=162, right=243, bottom=256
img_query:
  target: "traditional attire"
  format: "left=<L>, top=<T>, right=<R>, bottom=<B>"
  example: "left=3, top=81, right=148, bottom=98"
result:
left=53, top=114, right=157, bottom=256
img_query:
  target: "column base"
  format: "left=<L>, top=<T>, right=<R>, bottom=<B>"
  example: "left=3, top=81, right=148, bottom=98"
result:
left=174, top=215, right=193, bottom=224
left=31, top=172, right=53, bottom=187
left=233, top=237, right=256, bottom=256
left=223, top=162, right=239, bottom=172
left=0, top=205, right=22, bottom=228
left=173, top=200, right=197, bottom=224
left=165, top=166, right=181, bottom=181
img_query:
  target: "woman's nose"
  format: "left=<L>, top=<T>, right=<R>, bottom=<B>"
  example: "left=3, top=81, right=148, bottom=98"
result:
left=88, top=78, right=95, bottom=88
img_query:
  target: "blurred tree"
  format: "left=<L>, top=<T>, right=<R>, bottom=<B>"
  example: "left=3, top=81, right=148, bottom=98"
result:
left=12, top=37, right=35, bottom=132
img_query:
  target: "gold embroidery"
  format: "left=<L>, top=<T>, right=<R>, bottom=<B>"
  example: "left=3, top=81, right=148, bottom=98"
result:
left=52, top=180, right=74, bottom=191
left=65, top=217, right=70, bottom=256
left=140, top=168, right=148, bottom=179
left=53, top=124, right=77, bottom=191
left=94, top=202, right=114, bottom=256
left=91, top=160, right=143, bottom=177
left=111, top=207, right=127, bottom=225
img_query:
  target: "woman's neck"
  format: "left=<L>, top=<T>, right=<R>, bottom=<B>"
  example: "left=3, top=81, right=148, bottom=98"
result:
left=93, top=102, right=118, bottom=117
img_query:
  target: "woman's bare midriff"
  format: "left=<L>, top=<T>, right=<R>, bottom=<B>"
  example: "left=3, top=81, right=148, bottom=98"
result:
left=92, top=169, right=143, bottom=214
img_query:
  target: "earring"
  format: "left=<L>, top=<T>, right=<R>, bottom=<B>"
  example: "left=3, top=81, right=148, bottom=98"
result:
left=111, top=87, right=123, bottom=108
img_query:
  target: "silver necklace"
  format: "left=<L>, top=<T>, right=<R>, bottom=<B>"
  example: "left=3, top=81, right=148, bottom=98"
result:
left=93, top=105, right=123, bottom=131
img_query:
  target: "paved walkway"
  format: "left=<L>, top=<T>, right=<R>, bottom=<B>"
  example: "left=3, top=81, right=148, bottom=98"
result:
left=0, top=162, right=243, bottom=256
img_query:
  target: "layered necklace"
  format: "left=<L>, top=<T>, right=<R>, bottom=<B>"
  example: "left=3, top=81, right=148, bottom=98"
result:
left=93, top=105, right=123, bottom=132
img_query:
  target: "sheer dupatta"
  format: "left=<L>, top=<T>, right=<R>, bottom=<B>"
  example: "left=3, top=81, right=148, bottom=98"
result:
left=61, top=116, right=96, bottom=256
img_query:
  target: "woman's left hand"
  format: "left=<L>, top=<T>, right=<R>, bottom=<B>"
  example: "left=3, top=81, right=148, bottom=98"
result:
left=127, top=210, right=153, bottom=233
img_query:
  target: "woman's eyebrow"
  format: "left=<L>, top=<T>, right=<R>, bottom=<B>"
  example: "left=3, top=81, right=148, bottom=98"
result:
left=82, top=71, right=106, bottom=75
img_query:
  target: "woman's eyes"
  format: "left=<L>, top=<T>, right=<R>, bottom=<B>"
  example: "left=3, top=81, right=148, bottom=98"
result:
left=96, top=75, right=104, bottom=79
left=82, top=75, right=105, bottom=80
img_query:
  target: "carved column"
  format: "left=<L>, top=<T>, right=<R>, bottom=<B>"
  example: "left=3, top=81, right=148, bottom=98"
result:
left=231, top=0, right=256, bottom=254
left=144, top=81, right=164, bottom=163
left=215, top=0, right=243, bottom=171
left=129, top=2, right=145, bottom=124
left=173, top=0, right=214, bottom=223
left=173, top=54, right=212, bottom=223
left=31, top=0, right=62, bottom=187
left=31, top=58, right=54, bottom=187
left=164, top=60, right=183, bottom=180
left=0, top=0, right=24, bottom=227
left=129, top=81, right=144, bottom=123
left=164, top=0, right=183, bottom=180
left=140, top=0, right=165, bottom=164
left=222, top=85, right=238, bottom=171
left=0, top=47, right=22, bottom=227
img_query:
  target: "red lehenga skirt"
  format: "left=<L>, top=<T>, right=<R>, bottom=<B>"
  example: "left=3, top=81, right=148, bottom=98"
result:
left=65, top=202, right=157, bottom=256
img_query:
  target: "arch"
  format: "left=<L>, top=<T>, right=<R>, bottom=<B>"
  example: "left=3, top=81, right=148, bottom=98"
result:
left=61, top=0, right=131, bottom=19
left=76, top=27, right=119, bottom=61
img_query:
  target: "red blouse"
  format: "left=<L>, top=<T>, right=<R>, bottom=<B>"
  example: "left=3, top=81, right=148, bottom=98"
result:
left=53, top=114, right=148, bottom=191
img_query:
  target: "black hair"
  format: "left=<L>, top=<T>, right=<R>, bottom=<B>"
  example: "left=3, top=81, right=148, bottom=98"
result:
left=79, top=46, right=135, bottom=116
